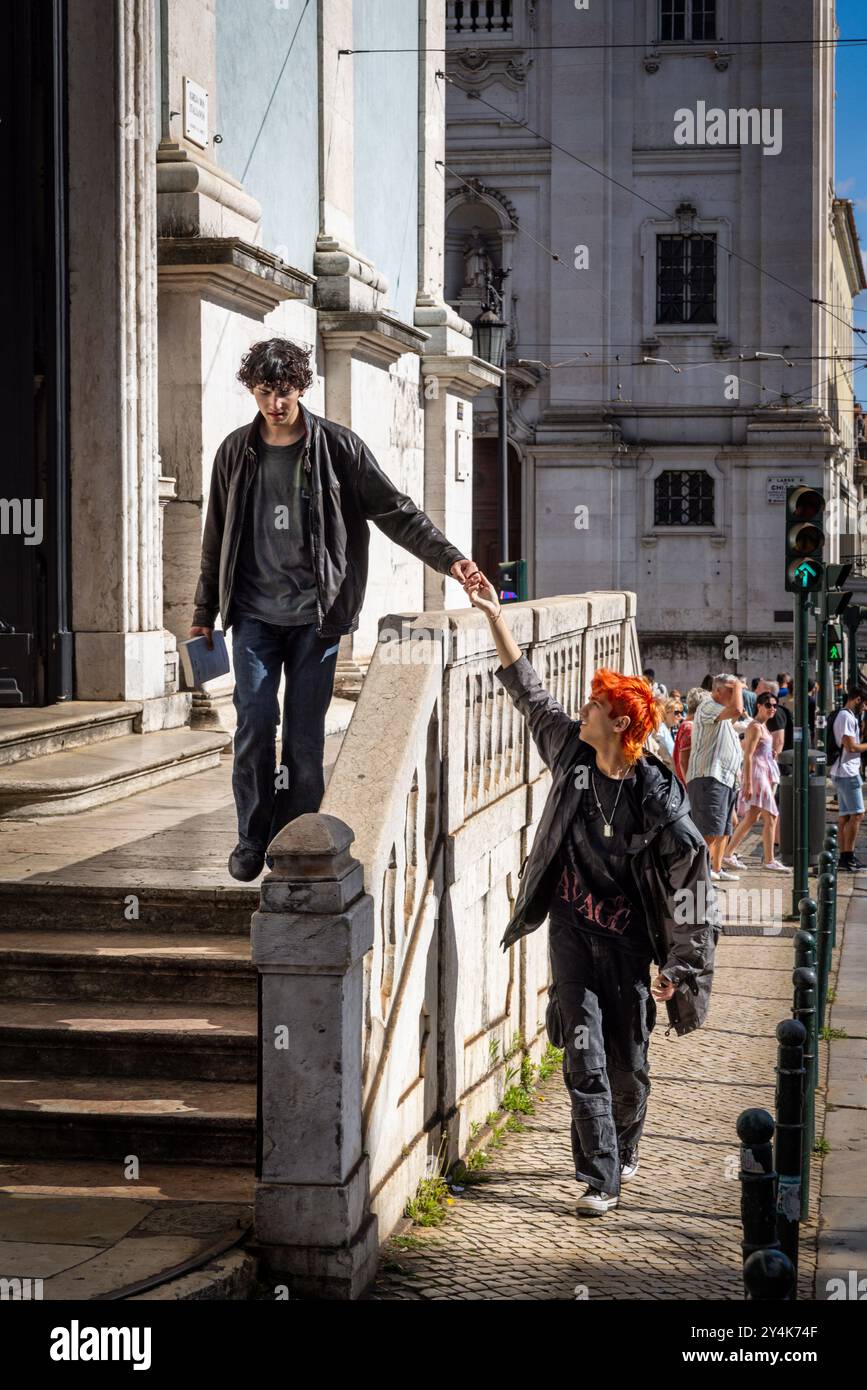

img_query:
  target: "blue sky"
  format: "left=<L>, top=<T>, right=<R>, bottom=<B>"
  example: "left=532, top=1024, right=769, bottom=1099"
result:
left=835, top=0, right=867, bottom=321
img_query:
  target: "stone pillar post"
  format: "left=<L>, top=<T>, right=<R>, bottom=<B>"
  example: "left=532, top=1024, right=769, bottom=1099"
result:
left=251, top=813, right=378, bottom=1299
left=67, top=0, right=164, bottom=700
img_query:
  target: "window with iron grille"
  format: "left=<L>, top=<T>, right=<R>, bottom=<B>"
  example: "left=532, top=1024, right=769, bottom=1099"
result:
left=447, top=0, right=512, bottom=34
left=656, top=234, right=717, bottom=324
left=660, top=0, right=717, bottom=41
left=654, top=471, right=715, bottom=527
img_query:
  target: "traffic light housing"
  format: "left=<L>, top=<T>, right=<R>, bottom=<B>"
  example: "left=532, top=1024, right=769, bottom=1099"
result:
left=827, top=621, right=844, bottom=664
left=785, top=486, right=825, bottom=593
left=825, top=561, right=853, bottom=617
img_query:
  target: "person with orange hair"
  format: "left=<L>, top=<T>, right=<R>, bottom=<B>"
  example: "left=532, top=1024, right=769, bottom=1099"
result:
left=463, top=572, right=718, bottom=1217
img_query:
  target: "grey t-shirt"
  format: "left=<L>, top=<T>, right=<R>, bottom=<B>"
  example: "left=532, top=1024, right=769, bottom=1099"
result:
left=231, top=438, right=320, bottom=626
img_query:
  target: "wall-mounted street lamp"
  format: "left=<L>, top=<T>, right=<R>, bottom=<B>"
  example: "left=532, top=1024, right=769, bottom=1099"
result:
left=472, top=266, right=525, bottom=600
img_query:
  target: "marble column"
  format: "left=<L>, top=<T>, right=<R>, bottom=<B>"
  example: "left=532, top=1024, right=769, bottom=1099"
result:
left=67, top=0, right=164, bottom=700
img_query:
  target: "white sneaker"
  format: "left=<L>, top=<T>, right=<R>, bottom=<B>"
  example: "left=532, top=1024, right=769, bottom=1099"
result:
left=723, top=854, right=748, bottom=870
left=710, top=869, right=721, bottom=881
left=763, top=860, right=788, bottom=872
left=620, top=1147, right=639, bottom=1183
left=716, top=868, right=741, bottom=881
left=575, top=1185, right=619, bottom=1216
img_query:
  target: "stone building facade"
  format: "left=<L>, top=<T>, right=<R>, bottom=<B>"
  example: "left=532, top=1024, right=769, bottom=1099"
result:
left=444, top=0, right=865, bottom=690
left=1, top=0, right=498, bottom=720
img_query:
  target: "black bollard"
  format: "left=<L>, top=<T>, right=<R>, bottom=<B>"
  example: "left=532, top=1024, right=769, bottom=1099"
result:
left=823, top=835, right=838, bottom=950
left=798, top=895, right=817, bottom=933
left=774, top=1017, right=806, bottom=1283
left=793, top=928, right=816, bottom=972
left=792, top=966, right=818, bottom=1220
left=737, top=1108, right=780, bottom=1298
left=816, top=871, right=834, bottom=1030
left=743, top=1248, right=797, bottom=1301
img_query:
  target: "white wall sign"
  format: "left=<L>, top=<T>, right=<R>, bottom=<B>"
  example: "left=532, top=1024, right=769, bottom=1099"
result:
left=767, top=474, right=805, bottom=504
left=455, top=429, right=471, bottom=482
left=183, top=77, right=209, bottom=148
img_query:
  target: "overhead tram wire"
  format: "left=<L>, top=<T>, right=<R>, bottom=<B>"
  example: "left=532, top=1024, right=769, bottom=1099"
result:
left=341, top=38, right=867, bottom=55
left=433, top=72, right=867, bottom=347
left=436, top=161, right=867, bottom=372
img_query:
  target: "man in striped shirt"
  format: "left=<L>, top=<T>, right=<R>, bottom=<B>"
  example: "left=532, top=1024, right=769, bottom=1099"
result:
left=685, top=674, right=745, bottom=881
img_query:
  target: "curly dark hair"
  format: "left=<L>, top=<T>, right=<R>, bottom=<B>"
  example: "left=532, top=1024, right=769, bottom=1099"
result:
left=237, top=337, right=314, bottom=394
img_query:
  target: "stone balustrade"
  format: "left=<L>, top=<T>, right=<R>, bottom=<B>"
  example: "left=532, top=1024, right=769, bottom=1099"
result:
left=252, top=592, right=640, bottom=1297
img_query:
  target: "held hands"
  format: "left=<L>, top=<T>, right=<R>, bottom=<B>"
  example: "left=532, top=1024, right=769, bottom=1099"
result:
left=463, top=569, right=502, bottom=619
left=449, top=558, right=481, bottom=586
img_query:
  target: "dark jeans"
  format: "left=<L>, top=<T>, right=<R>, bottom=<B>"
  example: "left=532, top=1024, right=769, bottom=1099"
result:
left=230, top=616, right=341, bottom=853
left=548, top=918, right=656, bottom=1197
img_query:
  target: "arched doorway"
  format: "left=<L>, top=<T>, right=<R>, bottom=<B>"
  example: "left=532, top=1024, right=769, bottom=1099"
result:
left=471, top=436, right=521, bottom=578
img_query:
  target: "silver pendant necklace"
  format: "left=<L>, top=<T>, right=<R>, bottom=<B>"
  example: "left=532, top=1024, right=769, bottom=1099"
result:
left=591, top=768, right=628, bottom=838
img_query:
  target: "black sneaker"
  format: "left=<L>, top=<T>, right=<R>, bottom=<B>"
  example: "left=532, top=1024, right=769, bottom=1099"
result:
left=228, top=845, right=266, bottom=881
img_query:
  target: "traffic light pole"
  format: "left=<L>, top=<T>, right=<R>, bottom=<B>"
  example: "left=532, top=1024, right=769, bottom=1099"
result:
left=816, top=586, right=829, bottom=754
left=845, top=606, right=861, bottom=690
left=792, top=590, right=811, bottom=917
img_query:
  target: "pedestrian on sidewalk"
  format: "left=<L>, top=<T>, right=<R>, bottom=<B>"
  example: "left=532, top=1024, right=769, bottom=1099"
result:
left=653, top=695, right=682, bottom=771
left=742, top=679, right=759, bottom=718
left=190, top=337, right=479, bottom=881
left=463, top=572, right=718, bottom=1218
left=672, top=686, right=709, bottom=786
left=723, top=692, right=786, bottom=872
left=684, top=673, right=745, bottom=882
left=829, top=684, right=867, bottom=872
left=644, top=668, right=667, bottom=698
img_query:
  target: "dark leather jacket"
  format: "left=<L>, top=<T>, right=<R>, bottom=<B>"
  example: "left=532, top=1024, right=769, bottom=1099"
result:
left=496, top=655, right=720, bottom=1038
left=192, top=400, right=467, bottom=637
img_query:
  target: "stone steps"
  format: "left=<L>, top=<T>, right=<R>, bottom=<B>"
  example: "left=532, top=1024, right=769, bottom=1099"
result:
left=0, top=930, right=255, bottom=1005
left=0, top=1001, right=256, bottom=1082
left=0, top=883, right=258, bottom=934
left=0, top=1076, right=256, bottom=1165
left=0, top=1159, right=257, bottom=1300
left=0, top=728, right=231, bottom=818
left=0, top=701, right=143, bottom=766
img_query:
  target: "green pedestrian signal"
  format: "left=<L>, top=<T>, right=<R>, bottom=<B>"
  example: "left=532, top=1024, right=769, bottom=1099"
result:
left=785, top=486, right=825, bottom=593
left=793, top=560, right=819, bottom=589
left=829, top=641, right=843, bottom=662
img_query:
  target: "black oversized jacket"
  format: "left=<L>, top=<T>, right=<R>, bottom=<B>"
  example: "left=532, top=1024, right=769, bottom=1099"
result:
left=496, top=655, right=720, bottom=1037
left=192, top=400, right=466, bottom=637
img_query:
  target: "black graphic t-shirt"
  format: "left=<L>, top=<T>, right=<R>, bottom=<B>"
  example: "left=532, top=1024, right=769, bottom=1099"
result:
left=547, top=763, right=651, bottom=952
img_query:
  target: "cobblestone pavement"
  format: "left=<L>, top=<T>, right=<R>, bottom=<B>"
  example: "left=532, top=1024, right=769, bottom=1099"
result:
left=367, top=866, right=849, bottom=1301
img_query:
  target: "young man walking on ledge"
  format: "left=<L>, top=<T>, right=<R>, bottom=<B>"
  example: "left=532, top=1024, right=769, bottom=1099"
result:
left=463, top=571, right=718, bottom=1216
left=190, top=337, right=478, bottom=881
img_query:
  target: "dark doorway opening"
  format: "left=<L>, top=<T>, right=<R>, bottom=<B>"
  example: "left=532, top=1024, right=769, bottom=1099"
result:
left=0, top=0, right=72, bottom=705
left=471, top=436, right=521, bottom=581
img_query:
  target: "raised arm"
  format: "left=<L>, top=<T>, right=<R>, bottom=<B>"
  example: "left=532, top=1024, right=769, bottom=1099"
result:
left=465, top=573, right=579, bottom=771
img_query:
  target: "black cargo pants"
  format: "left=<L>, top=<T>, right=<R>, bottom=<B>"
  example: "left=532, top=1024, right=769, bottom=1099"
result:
left=546, top=917, right=657, bottom=1197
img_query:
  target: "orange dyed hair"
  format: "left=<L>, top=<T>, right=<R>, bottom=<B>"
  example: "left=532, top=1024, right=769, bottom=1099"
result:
left=590, top=667, right=663, bottom=765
